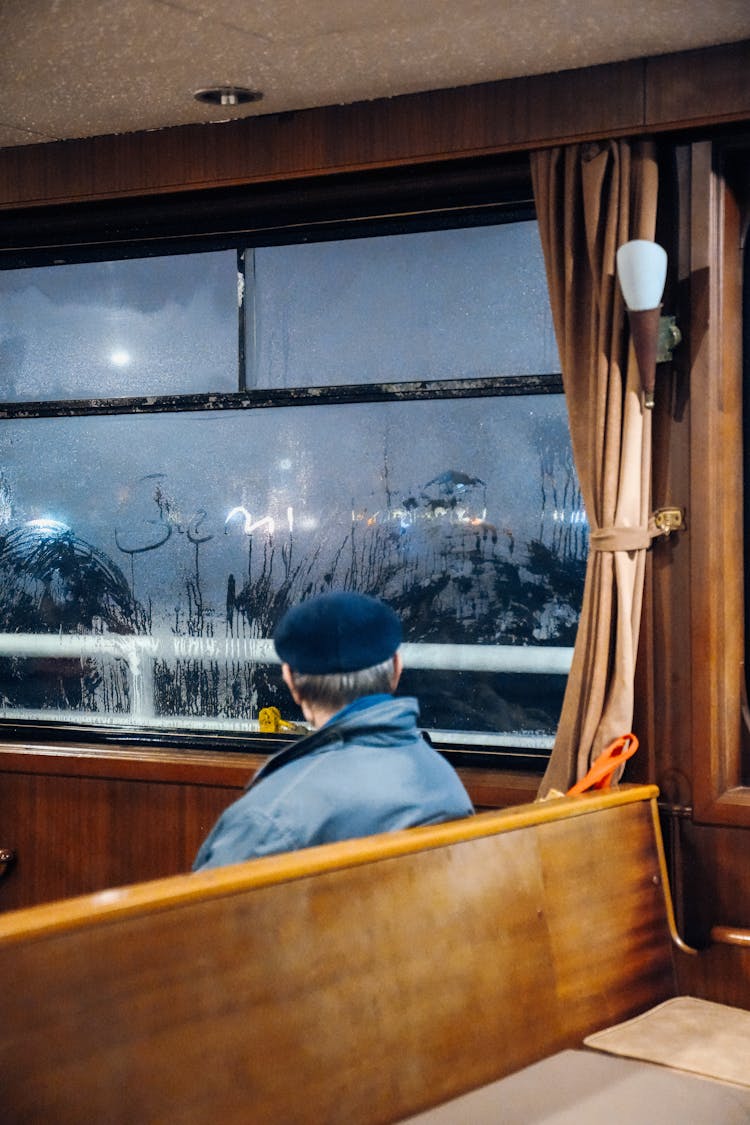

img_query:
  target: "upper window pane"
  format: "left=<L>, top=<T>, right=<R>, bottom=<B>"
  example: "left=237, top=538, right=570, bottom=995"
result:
left=0, top=251, right=238, bottom=401
left=249, top=220, right=560, bottom=388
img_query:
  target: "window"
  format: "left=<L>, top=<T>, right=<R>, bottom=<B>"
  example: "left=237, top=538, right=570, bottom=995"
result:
left=0, top=182, right=584, bottom=768
left=0, top=252, right=238, bottom=400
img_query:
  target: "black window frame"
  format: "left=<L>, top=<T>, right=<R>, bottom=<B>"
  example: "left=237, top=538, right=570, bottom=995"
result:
left=0, top=155, right=572, bottom=771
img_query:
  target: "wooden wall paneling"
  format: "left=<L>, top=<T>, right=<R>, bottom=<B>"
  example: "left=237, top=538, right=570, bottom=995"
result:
left=456, top=767, right=539, bottom=810
left=675, top=941, right=750, bottom=1009
left=646, top=41, right=750, bottom=132
left=0, top=58, right=645, bottom=209
left=0, top=747, right=261, bottom=910
left=688, top=140, right=750, bottom=825
left=0, top=743, right=531, bottom=911
left=0, top=39, right=744, bottom=213
left=676, top=820, right=750, bottom=942
left=0, top=770, right=242, bottom=910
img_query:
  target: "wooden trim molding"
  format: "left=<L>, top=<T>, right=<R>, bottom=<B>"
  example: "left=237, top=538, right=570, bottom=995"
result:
left=0, top=740, right=537, bottom=810
left=0, top=785, right=659, bottom=943
left=0, top=741, right=265, bottom=787
left=711, top=925, right=750, bottom=947
left=0, top=40, right=747, bottom=211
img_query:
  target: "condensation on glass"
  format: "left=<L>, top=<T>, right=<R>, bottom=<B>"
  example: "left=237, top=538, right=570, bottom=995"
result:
left=0, top=251, right=238, bottom=400
left=0, top=217, right=583, bottom=754
left=249, top=221, right=561, bottom=387
left=0, top=398, right=585, bottom=744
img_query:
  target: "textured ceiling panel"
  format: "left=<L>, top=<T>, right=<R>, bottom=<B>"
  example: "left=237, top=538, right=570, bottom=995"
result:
left=0, top=0, right=748, bottom=147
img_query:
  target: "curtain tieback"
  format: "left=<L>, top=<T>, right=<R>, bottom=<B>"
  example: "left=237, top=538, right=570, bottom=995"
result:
left=590, top=517, right=664, bottom=553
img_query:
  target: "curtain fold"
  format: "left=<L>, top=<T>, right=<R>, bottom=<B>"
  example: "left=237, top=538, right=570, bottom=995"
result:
left=530, top=140, right=658, bottom=796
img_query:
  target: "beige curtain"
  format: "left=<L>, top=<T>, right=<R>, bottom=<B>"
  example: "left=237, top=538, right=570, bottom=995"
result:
left=530, top=140, right=659, bottom=796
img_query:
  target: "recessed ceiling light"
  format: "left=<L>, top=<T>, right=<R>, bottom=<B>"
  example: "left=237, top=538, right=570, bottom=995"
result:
left=193, top=86, right=263, bottom=107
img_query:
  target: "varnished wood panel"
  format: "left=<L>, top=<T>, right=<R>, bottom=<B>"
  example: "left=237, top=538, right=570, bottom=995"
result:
left=0, top=766, right=244, bottom=911
left=0, top=741, right=536, bottom=911
left=682, top=141, right=748, bottom=826
left=0, top=58, right=644, bottom=209
left=646, top=40, right=750, bottom=130
left=0, top=42, right=745, bottom=212
left=678, top=819, right=750, bottom=941
left=676, top=942, right=750, bottom=1010
left=0, top=792, right=676, bottom=1124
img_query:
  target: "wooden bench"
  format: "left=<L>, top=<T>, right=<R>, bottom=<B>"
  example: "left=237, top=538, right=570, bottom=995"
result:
left=0, top=784, right=747, bottom=1123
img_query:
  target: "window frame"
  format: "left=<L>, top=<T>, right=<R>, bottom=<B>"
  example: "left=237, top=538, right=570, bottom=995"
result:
left=0, top=157, right=577, bottom=770
left=685, top=137, right=750, bottom=825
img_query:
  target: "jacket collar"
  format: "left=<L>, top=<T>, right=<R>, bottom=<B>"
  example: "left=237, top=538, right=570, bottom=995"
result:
left=247, top=695, right=419, bottom=789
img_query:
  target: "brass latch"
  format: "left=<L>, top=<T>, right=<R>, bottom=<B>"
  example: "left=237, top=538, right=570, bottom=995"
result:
left=653, top=507, right=686, bottom=537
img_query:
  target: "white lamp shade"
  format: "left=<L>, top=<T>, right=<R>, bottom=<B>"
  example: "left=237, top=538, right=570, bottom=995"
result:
left=616, top=239, right=667, bottom=311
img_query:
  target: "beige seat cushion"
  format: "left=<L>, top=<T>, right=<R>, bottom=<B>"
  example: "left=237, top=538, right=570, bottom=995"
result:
left=398, top=1048, right=750, bottom=1124
left=584, top=996, right=750, bottom=1088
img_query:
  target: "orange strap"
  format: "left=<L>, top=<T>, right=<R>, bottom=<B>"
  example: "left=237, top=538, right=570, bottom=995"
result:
left=566, top=733, right=639, bottom=796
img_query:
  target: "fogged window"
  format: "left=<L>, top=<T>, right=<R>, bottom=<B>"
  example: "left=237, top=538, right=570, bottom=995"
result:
left=0, top=215, right=585, bottom=763
left=0, top=252, right=238, bottom=400
left=250, top=222, right=559, bottom=386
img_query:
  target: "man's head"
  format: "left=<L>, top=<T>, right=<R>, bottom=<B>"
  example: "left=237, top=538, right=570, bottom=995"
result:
left=273, top=591, right=403, bottom=723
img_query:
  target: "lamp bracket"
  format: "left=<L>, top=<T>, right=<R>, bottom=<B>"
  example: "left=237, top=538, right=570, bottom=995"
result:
left=657, top=316, right=681, bottom=364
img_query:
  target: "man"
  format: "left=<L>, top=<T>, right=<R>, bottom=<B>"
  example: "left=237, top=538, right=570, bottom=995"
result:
left=193, top=591, right=473, bottom=869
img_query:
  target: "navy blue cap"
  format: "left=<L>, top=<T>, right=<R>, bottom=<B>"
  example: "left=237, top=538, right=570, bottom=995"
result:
left=273, top=592, right=402, bottom=674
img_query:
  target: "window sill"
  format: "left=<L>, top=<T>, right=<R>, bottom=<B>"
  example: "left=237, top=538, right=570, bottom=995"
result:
left=0, top=738, right=540, bottom=810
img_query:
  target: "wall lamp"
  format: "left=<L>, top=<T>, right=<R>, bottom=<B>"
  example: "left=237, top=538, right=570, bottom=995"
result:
left=616, top=240, right=681, bottom=408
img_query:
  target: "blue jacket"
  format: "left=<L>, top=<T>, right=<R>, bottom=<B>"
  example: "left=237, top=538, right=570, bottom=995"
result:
left=193, top=695, right=474, bottom=870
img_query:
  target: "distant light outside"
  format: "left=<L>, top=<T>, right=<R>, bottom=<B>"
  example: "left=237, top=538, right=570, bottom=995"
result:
left=0, top=250, right=238, bottom=402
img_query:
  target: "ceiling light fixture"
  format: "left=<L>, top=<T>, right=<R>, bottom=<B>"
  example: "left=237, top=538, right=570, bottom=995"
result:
left=193, top=86, right=263, bottom=108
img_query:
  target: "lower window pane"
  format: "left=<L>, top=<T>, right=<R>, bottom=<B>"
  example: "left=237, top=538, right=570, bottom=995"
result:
left=0, top=397, right=586, bottom=754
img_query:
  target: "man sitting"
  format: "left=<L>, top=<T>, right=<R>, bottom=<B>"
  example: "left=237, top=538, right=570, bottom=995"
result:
left=193, top=591, right=474, bottom=869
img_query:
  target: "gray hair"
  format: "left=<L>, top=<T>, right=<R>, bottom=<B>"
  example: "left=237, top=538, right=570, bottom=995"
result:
left=288, top=656, right=396, bottom=712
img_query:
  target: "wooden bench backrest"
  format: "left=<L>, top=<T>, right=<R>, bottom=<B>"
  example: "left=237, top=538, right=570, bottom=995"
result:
left=0, top=786, right=677, bottom=1124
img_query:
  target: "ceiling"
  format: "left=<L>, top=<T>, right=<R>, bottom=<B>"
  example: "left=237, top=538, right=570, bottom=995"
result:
left=1, top=1, right=749, bottom=151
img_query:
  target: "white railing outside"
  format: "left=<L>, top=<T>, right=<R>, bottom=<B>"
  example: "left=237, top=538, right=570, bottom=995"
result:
left=0, top=632, right=572, bottom=749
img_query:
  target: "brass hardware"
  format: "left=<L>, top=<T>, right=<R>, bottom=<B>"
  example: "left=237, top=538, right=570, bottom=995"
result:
left=653, top=507, right=686, bottom=537
left=657, top=315, right=681, bottom=364
left=0, top=847, right=16, bottom=879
